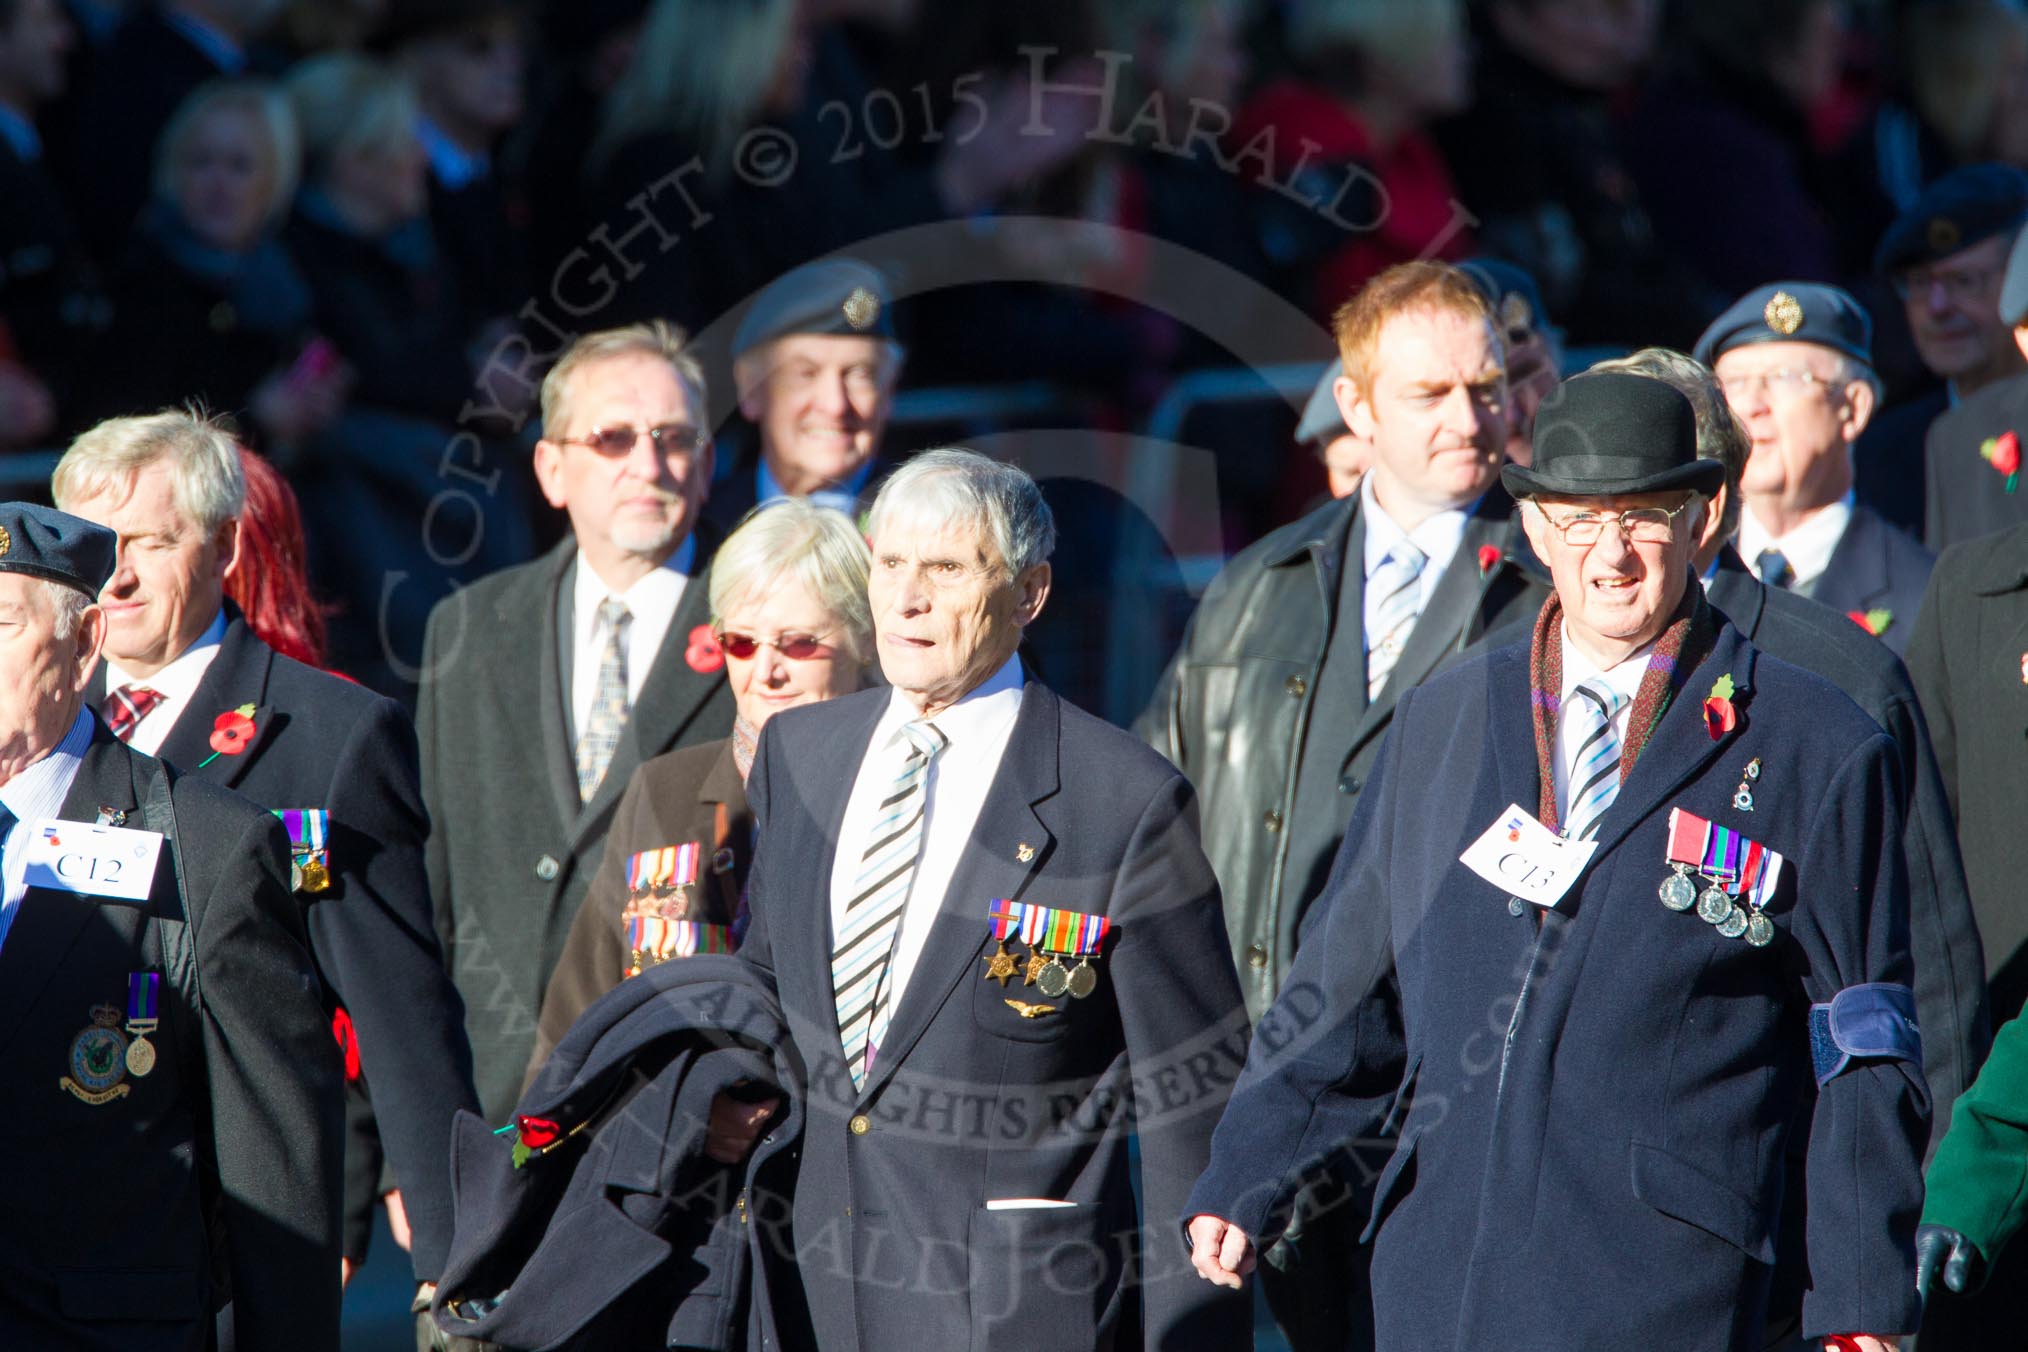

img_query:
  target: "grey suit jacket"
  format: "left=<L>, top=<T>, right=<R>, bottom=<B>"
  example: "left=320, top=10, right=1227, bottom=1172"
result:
left=417, top=533, right=735, bottom=1121
left=740, top=679, right=1252, bottom=1352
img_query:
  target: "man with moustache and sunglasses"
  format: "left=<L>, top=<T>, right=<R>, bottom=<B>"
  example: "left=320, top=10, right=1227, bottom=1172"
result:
left=416, top=321, right=733, bottom=1137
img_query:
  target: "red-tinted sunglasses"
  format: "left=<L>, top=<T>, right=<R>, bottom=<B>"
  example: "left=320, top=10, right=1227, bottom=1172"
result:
left=714, top=631, right=834, bottom=660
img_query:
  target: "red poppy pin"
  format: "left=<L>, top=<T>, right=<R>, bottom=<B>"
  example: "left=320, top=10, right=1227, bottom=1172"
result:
left=197, top=703, right=257, bottom=767
left=1703, top=674, right=1738, bottom=741
left=1845, top=608, right=1892, bottom=638
left=1980, top=430, right=2020, bottom=493
left=684, top=623, right=723, bottom=674
left=1477, top=544, right=1502, bottom=575
left=496, top=1113, right=566, bottom=1168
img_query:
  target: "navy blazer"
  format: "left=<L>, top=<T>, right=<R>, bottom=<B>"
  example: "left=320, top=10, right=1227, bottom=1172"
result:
left=1808, top=502, right=1935, bottom=658
left=100, top=611, right=480, bottom=1280
left=740, top=679, right=1252, bottom=1352
left=1188, top=622, right=1929, bottom=1349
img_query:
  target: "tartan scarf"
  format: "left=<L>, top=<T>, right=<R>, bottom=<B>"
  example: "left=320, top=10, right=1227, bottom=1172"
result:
left=1528, top=575, right=1717, bottom=834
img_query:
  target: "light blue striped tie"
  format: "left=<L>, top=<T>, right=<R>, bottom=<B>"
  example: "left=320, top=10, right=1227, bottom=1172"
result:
left=833, top=720, right=947, bottom=1089
left=1565, top=679, right=1629, bottom=841
left=1367, top=540, right=1428, bottom=701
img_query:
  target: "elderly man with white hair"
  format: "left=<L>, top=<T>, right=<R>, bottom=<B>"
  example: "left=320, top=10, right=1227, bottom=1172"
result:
left=0, top=501, right=341, bottom=1350
left=716, top=449, right=1251, bottom=1351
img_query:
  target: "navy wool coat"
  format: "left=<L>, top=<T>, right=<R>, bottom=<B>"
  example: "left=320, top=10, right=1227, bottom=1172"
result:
left=740, top=680, right=1253, bottom=1352
left=1188, top=621, right=1929, bottom=1349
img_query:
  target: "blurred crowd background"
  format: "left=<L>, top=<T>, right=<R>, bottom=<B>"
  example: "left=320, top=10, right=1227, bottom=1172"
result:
left=2, top=0, right=2022, bottom=721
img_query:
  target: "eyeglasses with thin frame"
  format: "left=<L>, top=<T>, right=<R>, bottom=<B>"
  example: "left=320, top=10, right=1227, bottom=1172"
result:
left=557, top=422, right=708, bottom=458
left=714, top=630, right=836, bottom=661
left=1891, top=262, right=2003, bottom=304
left=1717, top=368, right=1840, bottom=400
left=1535, top=500, right=1697, bottom=546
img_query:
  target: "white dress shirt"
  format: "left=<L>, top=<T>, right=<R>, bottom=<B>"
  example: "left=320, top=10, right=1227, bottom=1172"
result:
left=1360, top=476, right=1471, bottom=653
left=828, top=652, right=1025, bottom=1011
left=1738, top=492, right=1854, bottom=592
left=1550, top=627, right=1655, bottom=822
left=0, top=708, right=94, bottom=954
left=102, top=609, right=228, bottom=757
left=566, top=536, right=695, bottom=747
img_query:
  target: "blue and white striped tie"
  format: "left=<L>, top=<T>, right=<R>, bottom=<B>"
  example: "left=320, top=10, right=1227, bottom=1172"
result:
left=833, top=720, right=947, bottom=1089
left=1565, top=679, right=1629, bottom=841
left=1366, top=540, right=1428, bottom=701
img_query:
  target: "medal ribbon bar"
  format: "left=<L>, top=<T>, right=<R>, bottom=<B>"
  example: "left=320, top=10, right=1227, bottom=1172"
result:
left=126, top=971, right=159, bottom=1034
left=1665, top=808, right=1710, bottom=866
left=986, top=900, right=1112, bottom=956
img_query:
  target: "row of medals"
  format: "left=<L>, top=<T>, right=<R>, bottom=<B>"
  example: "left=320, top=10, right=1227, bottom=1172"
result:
left=998, top=943, right=1099, bottom=999
left=1659, top=865, right=1773, bottom=947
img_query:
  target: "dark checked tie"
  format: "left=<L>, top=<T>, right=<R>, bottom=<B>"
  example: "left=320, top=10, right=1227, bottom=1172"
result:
left=1366, top=540, right=1428, bottom=701
left=832, top=720, right=946, bottom=1090
left=574, top=600, right=632, bottom=802
left=102, top=685, right=164, bottom=742
left=1755, top=548, right=1794, bottom=591
left=1565, top=680, right=1629, bottom=842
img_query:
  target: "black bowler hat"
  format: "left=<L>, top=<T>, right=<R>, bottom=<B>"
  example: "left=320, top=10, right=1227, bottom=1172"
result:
left=0, top=502, right=115, bottom=597
left=1874, top=162, right=2028, bottom=275
left=1502, top=372, right=1724, bottom=500
left=732, top=258, right=897, bottom=359
left=1693, top=282, right=1874, bottom=368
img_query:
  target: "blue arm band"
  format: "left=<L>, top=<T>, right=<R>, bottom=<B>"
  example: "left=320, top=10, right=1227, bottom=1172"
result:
left=1807, top=983, right=1921, bottom=1087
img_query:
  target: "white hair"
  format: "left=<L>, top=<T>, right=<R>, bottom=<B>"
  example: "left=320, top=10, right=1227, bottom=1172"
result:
left=708, top=499, right=873, bottom=665
left=53, top=408, right=246, bottom=533
left=866, top=449, right=1057, bottom=577
left=42, top=579, right=92, bottom=641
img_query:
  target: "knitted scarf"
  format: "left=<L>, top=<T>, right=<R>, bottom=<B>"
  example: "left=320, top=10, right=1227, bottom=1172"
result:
left=1528, top=577, right=1718, bottom=833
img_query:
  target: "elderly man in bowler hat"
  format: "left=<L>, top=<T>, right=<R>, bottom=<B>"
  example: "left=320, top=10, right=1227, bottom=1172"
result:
left=1184, top=372, right=1929, bottom=1351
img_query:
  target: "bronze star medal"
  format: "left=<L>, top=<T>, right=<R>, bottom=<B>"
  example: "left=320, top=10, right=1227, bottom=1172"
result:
left=982, top=942, right=1018, bottom=986
left=1023, top=948, right=1051, bottom=987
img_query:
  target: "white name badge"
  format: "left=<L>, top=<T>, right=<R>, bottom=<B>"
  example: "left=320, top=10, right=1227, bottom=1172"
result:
left=1458, top=804, right=1598, bottom=910
left=23, top=819, right=164, bottom=903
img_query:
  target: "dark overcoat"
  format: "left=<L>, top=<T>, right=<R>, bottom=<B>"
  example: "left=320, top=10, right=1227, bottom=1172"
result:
left=740, top=680, right=1252, bottom=1352
left=1907, top=523, right=2028, bottom=1022
left=1801, top=502, right=1934, bottom=658
left=531, top=737, right=752, bottom=1078
left=94, top=610, right=480, bottom=1279
left=418, top=534, right=735, bottom=1123
left=1188, top=621, right=1929, bottom=1349
left=0, top=721, right=342, bottom=1350
left=1923, top=372, right=2028, bottom=551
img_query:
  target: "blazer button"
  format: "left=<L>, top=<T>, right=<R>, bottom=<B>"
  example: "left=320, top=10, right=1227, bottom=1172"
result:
left=1247, top=944, right=1268, bottom=969
left=1285, top=675, right=1307, bottom=697
left=535, top=854, right=560, bottom=882
left=1263, top=809, right=1282, bottom=832
left=849, top=1114, right=870, bottom=1135
left=1339, top=774, right=1360, bottom=794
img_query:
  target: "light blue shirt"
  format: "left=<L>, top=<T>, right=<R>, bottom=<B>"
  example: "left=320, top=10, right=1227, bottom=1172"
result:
left=1360, top=476, right=1472, bottom=655
left=418, top=116, right=490, bottom=191
left=0, top=708, right=94, bottom=954
left=757, top=455, right=877, bottom=519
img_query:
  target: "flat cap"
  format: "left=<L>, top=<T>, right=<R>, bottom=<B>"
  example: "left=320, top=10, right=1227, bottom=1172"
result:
left=0, top=502, right=115, bottom=598
left=1295, top=363, right=1349, bottom=446
left=1458, top=256, right=1549, bottom=345
left=1503, top=372, right=1724, bottom=501
left=2004, top=222, right=2028, bottom=328
left=1873, top=162, right=2028, bottom=276
left=1693, top=282, right=1874, bottom=367
left=732, top=258, right=896, bottom=359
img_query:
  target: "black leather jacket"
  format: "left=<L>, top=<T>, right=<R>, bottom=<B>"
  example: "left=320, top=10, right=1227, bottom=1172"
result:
left=1138, top=490, right=1550, bottom=1019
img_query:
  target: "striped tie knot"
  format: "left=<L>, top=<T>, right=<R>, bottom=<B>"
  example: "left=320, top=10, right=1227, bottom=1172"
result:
left=1367, top=539, right=1430, bottom=700
left=898, top=719, right=948, bottom=762
left=1565, top=679, right=1629, bottom=841
left=103, top=684, right=165, bottom=742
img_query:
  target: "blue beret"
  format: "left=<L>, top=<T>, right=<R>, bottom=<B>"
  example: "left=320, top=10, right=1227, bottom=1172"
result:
left=2004, top=223, right=2028, bottom=328
left=1295, top=363, right=1348, bottom=446
left=1457, top=256, right=1549, bottom=341
left=1692, top=282, right=1873, bottom=368
left=0, top=502, right=115, bottom=598
left=1873, top=162, right=2028, bottom=275
left=732, top=258, right=897, bottom=358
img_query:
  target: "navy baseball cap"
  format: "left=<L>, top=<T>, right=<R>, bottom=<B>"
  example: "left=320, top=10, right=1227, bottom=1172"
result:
left=0, top=502, right=115, bottom=598
left=732, top=258, right=897, bottom=359
left=1874, top=163, right=2028, bottom=275
left=1693, top=282, right=1874, bottom=368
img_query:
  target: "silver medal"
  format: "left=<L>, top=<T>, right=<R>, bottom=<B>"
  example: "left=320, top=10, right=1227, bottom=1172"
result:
left=1717, top=908, right=1749, bottom=939
left=1746, top=912, right=1774, bottom=948
left=1659, top=870, right=1698, bottom=912
left=1696, top=888, right=1734, bottom=925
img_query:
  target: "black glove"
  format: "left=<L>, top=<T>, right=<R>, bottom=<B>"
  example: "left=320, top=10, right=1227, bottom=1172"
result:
left=1915, top=1223, right=1986, bottom=1299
